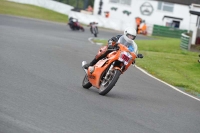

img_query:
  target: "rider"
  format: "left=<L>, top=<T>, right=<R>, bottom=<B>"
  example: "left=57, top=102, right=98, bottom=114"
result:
left=69, top=17, right=74, bottom=25
left=84, top=27, right=142, bottom=69
left=89, top=22, right=98, bottom=34
left=69, top=17, right=78, bottom=27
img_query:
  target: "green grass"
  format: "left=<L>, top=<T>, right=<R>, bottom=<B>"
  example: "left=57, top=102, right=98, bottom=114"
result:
left=0, top=0, right=68, bottom=23
left=94, top=37, right=200, bottom=96
left=136, top=38, right=200, bottom=95
left=1, top=0, right=200, bottom=96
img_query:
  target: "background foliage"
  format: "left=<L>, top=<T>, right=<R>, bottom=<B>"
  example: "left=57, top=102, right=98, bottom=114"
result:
left=54, top=0, right=94, bottom=9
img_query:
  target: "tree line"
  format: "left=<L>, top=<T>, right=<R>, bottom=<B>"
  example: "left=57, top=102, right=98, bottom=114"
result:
left=54, top=0, right=94, bottom=10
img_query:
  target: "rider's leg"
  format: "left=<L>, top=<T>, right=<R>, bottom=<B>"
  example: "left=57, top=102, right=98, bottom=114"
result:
left=83, top=46, right=110, bottom=69
left=83, top=51, right=110, bottom=69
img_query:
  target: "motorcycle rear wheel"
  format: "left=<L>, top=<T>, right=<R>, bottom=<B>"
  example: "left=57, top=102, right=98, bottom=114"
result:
left=99, top=69, right=121, bottom=95
left=82, top=74, right=92, bottom=89
left=81, top=27, right=85, bottom=32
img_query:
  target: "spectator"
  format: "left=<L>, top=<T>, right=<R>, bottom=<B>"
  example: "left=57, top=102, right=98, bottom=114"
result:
left=135, top=17, right=142, bottom=33
left=138, top=20, right=147, bottom=35
left=104, top=11, right=110, bottom=18
left=86, top=5, right=93, bottom=12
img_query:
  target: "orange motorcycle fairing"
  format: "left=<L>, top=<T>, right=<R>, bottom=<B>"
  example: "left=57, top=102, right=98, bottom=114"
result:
left=95, top=59, right=108, bottom=67
left=86, top=43, right=138, bottom=94
left=95, top=45, right=108, bottom=59
left=107, top=51, right=117, bottom=58
left=87, top=58, right=112, bottom=88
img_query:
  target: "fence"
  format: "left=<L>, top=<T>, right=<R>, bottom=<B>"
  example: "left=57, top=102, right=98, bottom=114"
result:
left=152, top=25, right=187, bottom=38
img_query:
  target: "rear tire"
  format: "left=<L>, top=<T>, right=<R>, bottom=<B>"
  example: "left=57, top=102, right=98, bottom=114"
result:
left=69, top=25, right=74, bottom=30
left=99, top=69, right=121, bottom=95
left=82, top=74, right=92, bottom=89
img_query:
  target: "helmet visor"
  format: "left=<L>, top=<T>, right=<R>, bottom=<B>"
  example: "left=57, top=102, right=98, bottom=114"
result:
left=126, top=33, right=136, bottom=40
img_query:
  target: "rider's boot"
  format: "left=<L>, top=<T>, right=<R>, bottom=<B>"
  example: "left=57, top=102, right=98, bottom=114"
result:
left=83, top=58, right=98, bottom=69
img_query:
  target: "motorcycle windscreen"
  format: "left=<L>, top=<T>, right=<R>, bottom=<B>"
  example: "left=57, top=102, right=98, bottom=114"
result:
left=118, top=36, right=133, bottom=48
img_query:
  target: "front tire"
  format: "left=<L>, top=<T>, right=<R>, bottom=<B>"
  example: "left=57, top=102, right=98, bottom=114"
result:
left=82, top=74, right=92, bottom=89
left=93, top=27, right=97, bottom=37
left=99, top=69, right=121, bottom=95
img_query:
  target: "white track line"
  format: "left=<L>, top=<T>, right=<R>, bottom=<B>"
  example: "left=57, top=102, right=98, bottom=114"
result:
left=135, top=66, right=200, bottom=101
left=88, top=37, right=95, bottom=44
left=88, top=37, right=103, bottom=45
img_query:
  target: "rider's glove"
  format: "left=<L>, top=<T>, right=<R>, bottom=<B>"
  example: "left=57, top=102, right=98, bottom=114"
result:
left=111, top=36, right=118, bottom=42
left=108, top=36, right=118, bottom=47
left=107, top=39, right=114, bottom=49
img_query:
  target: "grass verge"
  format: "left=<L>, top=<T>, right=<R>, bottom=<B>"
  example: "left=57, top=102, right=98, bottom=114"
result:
left=0, top=0, right=68, bottom=23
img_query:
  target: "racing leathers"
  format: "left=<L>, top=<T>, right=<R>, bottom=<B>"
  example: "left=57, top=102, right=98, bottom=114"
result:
left=83, top=35, right=138, bottom=69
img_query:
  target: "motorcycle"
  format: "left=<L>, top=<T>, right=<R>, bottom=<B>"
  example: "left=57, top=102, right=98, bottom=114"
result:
left=81, top=43, right=143, bottom=96
left=90, top=23, right=98, bottom=37
left=68, top=21, right=84, bottom=32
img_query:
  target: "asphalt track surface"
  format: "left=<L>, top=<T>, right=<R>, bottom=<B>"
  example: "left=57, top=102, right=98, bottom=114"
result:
left=0, top=15, right=200, bottom=133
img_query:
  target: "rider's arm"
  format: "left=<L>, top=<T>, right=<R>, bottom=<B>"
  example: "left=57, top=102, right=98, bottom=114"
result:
left=132, top=41, right=138, bottom=54
left=107, top=35, right=122, bottom=48
left=108, top=37, right=118, bottom=48
left=133, top=42, right=143, bottom=58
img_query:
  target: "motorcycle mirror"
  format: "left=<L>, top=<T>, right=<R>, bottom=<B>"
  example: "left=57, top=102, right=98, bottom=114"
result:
left=137, top=54, right=143, bottom=58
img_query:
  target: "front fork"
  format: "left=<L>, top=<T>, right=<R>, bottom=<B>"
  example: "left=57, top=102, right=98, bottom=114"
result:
left=104, top=61, right=125, bottom=80
left=104, top=62, right=115, bottom=80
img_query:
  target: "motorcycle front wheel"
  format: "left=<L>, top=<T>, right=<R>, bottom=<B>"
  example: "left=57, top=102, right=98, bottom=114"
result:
left=99, top=69, right=121, bottom=95
left=93, top=27, right=97, bottom=37
left=82, top=74, right=92, bottom=89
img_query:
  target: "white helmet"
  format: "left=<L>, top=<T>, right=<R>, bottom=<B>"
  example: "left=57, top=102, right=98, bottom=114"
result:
left=124, top=27, right=137, bottom=43
left=72, top=18, right=77, bottom=22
